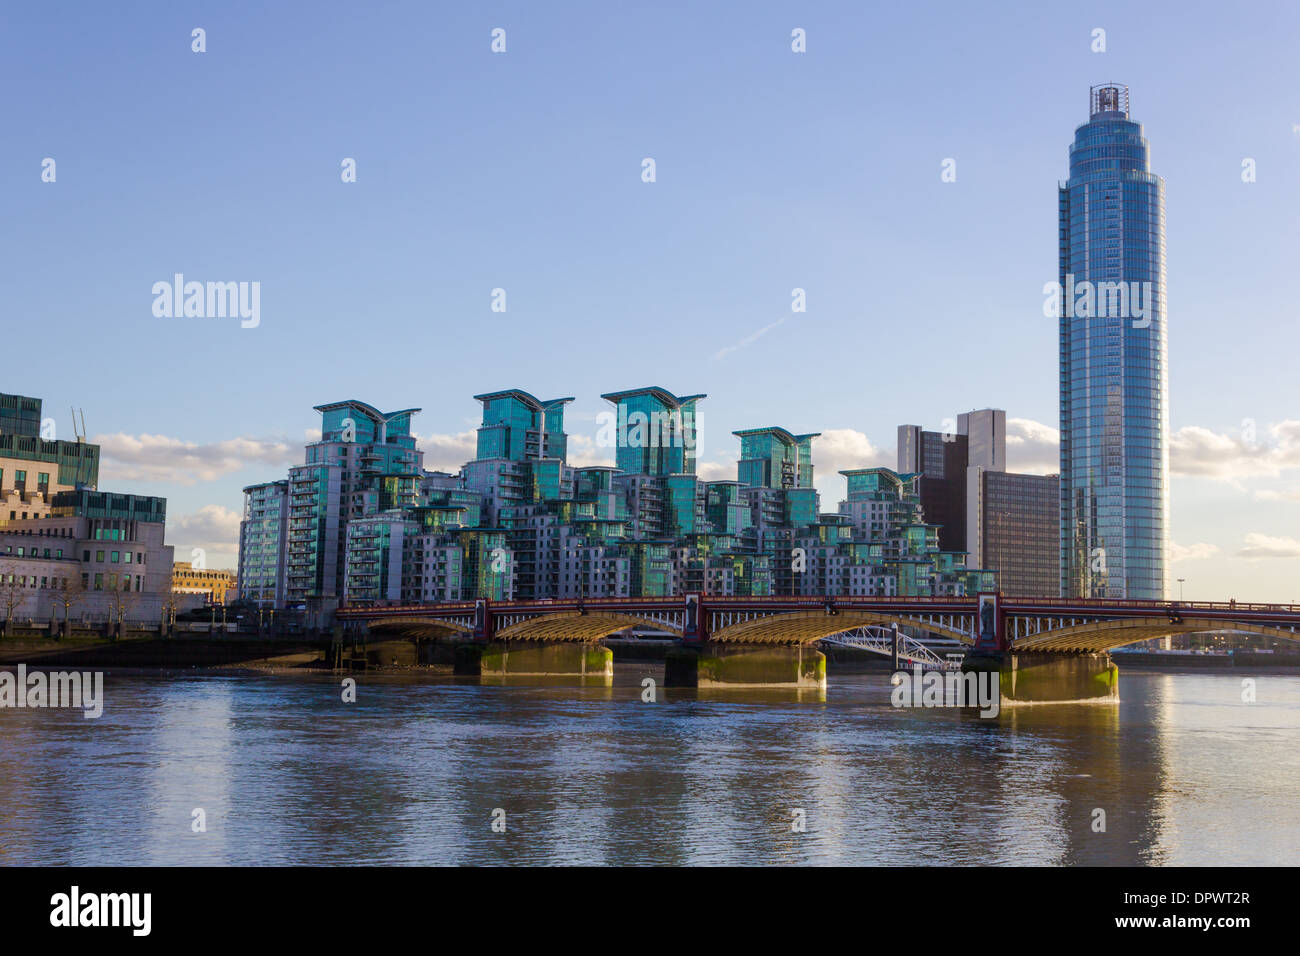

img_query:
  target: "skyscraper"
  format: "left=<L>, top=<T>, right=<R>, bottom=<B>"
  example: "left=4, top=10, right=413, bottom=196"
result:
left=1058, top=84, right=1169, bottom=600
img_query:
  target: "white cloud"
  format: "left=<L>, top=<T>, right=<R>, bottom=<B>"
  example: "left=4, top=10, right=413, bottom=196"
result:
left=806, top=429, right=895, bottom=507
left=813, top=428, right=894, bottom=474
left=994, top=418, right=1300, bottom=485
left=1170, top=541, right=1219, bottom=561
left=94, top=433, right=299, bottom=485
left=1006, top=418, right=1060, bottom=474
left=567, top=434, right=615, bottom=469
left=1237, top=533, right=1300, bottom=559
left=696, top=461, right=733, bottom=482
left=1253, top=488, right=1300, bottom=502
left=417, top=430, right=476, bottom=473
left=1170, top=420, right=1300, bottom=482
left=170, top=504, right=242, bottom=569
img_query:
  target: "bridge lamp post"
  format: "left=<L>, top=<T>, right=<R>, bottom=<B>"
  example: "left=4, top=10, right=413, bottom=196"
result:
left=1177, top=578, right=1185, bottom=602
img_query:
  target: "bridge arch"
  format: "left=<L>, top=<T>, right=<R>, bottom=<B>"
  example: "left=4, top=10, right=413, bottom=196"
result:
left=709, top=610, right=973, bottom=646
left=363, top=618, right=473, bottom=640
left=1012, top=617, right=1300, bottom=653
left=494, top=611, right=683, bottom=643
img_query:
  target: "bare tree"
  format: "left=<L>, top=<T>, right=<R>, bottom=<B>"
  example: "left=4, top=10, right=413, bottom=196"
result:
left=160, top=592, right=183, bottom=639
left=105, top=577, right=139, bottom=640
left=51, top=572, right=88, bottom=641
left=0, top=561, right=25, bottom=640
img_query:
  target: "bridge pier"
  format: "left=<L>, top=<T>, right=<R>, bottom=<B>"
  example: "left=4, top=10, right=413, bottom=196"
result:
left=455, top=641, right=613, bottom=680
left=962, top=651, right=1118, bottom=703
left=665, top=643, right=826, bottom=689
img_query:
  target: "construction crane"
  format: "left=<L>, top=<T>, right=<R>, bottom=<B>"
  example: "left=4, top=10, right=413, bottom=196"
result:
left=69, top=406, right=90, bottom=489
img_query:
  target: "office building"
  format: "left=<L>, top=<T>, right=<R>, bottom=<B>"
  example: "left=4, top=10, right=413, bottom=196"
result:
left=1058, top=84, right=1169, bottom=599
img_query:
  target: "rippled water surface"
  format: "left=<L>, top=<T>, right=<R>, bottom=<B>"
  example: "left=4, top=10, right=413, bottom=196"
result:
left=1, top=665, right=1296, bottom=865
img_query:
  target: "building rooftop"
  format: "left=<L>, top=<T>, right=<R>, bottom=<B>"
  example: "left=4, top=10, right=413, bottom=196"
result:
left=473, top=389, right=574, bottom=411
left=312, top=400, right=421, bottom=424
left=733, top=426, right=820, bottom=444
left=600, top=387, right=706, bottom=408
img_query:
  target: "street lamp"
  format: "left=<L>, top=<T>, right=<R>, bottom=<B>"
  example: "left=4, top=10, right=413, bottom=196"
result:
left=1177, top=577, right=1185, bottom=602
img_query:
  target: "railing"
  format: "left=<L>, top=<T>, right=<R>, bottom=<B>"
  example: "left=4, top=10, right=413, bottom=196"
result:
left=1004, top=597, right=1300, bottom=614
left=335, top=594, right=1300, bottom=619
left=820, top=626, right=959, bottom=670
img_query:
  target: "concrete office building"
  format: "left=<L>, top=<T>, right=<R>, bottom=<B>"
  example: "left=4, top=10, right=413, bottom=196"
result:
left=0, top=391, right=178, bottom=627
left=899, top=408, right=1058, bottom=596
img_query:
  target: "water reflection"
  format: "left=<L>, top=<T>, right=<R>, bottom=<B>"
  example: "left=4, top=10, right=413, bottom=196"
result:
left=0, top=666, right=1295, bottom=865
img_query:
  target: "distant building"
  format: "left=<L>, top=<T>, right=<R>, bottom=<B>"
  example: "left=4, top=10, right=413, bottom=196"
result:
left=601, top=387, right=705, bottom=477
left=1, top=391, right=100, bottom=521
left=966, top=469, right=1059, bottom=599
left=287, top=400, right=423, bottom=624
left=899, top=408, right=1059, bottom=596
left=0, top=391, right=177, bottom=624
left=238, top=387, right=1001, bottom=615
left=1, top=489, right=174, bottom=623
left=172, top=561, right=236, bottom=605
left=897, top=409, right=1003, bottom=553
left=238, top=480, right=288, bottom=608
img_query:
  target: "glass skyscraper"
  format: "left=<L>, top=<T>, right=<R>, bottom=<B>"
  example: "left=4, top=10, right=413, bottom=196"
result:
left=1059, top=84, right=1168, bottom=600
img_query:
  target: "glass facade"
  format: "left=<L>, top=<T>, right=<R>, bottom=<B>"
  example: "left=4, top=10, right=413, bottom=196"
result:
left=601, top=387, right=704, bottom=476
left=246, top=390, right=997, bottom=610
left=1059, top=84, right=1169, bottom=599
left=0, top=392, right=42, bottom=437
left=735, top=427, right=818, bottom=490
left=474, top=390, right=572, bottom=463
left=51, top=489, right=166, bottom=522
left=239, top=480, right=288, bottom=606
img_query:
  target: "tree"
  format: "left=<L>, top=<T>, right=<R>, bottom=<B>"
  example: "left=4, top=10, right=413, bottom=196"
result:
left=105, top=579, right=139, bottom=641
left=0, top=561, right=26, bottom=640
left=50, top=573, right=88, bottom=641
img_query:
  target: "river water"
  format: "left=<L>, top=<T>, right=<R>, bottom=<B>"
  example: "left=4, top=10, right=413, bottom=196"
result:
left=1, top=664, right=1296, bottom=865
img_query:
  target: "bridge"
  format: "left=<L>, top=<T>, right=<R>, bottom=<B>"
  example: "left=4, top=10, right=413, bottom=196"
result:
left=338, top=593, right=1300, bottom=650
left=335, top=593, right=1300, bottom=698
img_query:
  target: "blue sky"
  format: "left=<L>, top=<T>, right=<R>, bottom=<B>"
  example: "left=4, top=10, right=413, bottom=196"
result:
left=3, top=1, right=1298, bottom=599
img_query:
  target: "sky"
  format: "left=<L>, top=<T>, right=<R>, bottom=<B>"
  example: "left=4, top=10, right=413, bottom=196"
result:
left=2, top=1, right=1298, bottom=600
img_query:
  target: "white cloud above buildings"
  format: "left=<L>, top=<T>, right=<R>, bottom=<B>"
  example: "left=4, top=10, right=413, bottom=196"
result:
left=94, top=433, right=299, bottom=485
left=993, top=417, right=1300, bottom=486
left=169, top=504, right=242, bottom=568
left=1236, top=533, right=1300, bottom=559
left=1005, top=418, right=1061, bottom=475
left=1169, top=420, right=1300, bottom=482
left=417, top=430, right=477, bottom=473
left=1169, top=541, right=1220, bottom=561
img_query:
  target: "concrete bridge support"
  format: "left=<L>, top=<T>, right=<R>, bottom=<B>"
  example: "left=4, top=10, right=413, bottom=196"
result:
left=962, top=651, right=1118, bottom=703
left=664, top=643, right=827, bottom=689
left=454, top=641, right=613, bottom=680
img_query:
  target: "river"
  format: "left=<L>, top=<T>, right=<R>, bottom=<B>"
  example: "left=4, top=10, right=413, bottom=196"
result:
left=1, top=664, right=1296, bottom=865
